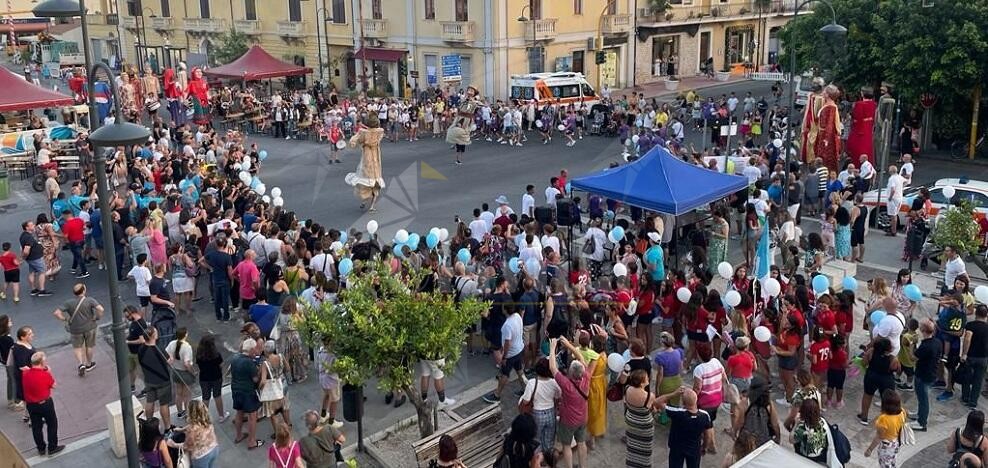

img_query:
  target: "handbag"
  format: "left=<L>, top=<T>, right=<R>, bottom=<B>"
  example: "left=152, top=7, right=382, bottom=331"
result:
left=582, top=232, right=596, bottom=255
left=258, top=361, right=285, bottom=402
left=64, top=298, right=86, bottom=333
left=518, top=378, right=538, bottom=414
left=724, top=382, right=741, bottom=405
left=606, top=382, right=625, bottom=402
left=899, top=412, right=916, bottom=445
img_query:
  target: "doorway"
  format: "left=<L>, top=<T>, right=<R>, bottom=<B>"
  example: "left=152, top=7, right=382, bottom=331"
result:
left=724, top=26, right=754, bottom=65
left=698, top=31, right=711, bottom=73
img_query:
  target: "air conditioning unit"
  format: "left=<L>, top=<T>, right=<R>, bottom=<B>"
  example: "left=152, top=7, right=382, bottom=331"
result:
left=586, top=37, right=598, bottom=51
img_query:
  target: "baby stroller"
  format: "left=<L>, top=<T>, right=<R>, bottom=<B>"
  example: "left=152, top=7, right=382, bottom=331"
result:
left=589, top=104, right=610, bottom=135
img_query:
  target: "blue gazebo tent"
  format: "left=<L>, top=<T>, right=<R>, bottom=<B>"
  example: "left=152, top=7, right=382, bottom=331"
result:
left=569, top=146, right=748, bottom=216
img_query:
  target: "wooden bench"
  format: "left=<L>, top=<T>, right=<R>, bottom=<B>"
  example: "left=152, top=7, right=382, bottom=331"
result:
left=1, top=154, right=34, bottom=179
left=54, top=155, right=81, bottom=179
left=412, top=404, right=505, bottom=468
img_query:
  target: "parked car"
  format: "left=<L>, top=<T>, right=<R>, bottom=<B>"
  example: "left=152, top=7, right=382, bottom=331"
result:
left=860, top=178, right=988, bottom=227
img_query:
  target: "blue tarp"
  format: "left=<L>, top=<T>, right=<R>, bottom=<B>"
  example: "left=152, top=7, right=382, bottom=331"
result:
left=569, top=146, right=749, bottom=216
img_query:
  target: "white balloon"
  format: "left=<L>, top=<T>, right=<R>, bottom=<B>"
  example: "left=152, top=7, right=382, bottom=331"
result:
left=943, top=185, right=956, bottom=200
left=262, top=195, right=270, bottom=203
left=754, top=326, right=772, bottom=343
left=557, top=124, right=566, bottom=132
left=233, top=163, right=242, bottom=171
left=271, top=187, right=282, bottom=198
left=239, top=171, right=251, bottom=183
left=764, top=278, right=782, bottom=297
left=255, top=184, right=266, bottom=195
left=366, top=220, right=379, bottom=235
left=725, top=290, right=742, bottom=307
left=976, top=285, right=988, bottom=304
left=606, top=353, right=626, bottom=373
left=395, top=229, right=409, bottom=244
left=717, top=262, right=734, bottom=280
left=242, top=159, right=251, bottom=170
left=632, top=134, right=640, bottom=144
left=676, top=287, right=692, bottom=304
left=429, top=227, right=441, bottom=237
left=773, top=138, right=783, bottom=149
left=613, top=263, right=628, bottom=277
left=439, top=228, right=449, bottom=242
left=273, top=196, right=284, bottom=207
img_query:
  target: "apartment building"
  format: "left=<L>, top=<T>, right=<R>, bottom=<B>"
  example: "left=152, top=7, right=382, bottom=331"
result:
left=634, top=0, right=801, bottom=85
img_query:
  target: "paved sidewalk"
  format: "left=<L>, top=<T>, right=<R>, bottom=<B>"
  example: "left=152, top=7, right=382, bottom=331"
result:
left=613, top=74, right=751, bottom=100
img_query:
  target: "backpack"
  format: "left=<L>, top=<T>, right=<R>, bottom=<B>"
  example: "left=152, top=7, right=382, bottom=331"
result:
left=150, top=307, right=177, bottom=352
left=582, top=232, right=596, bottom=255
left=829, top=422, right=852, bottom=464
left=742, top=405, right=775, bottom=446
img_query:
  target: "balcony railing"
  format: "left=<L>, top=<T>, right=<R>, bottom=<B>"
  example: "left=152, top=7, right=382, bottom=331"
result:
left=106, top=13, right=118, bottom=25
left=85, top=14, right=117, bottom=25
left=360, top=18, right=388, bottom=38
left=601, top=14, right=631, bottom=35
left=235, top=19, right=263, bottom=35
left=637, top=0, right=797, bottom=23
left=120, top=15, right=137, bottom=29
left=523, top=18, right=557, bottom=41
left=184, top=18, right=226, bottom=33
left=150, top=17, right=172, bottom=30
left=276, top=20, right=305, bottom=37
left=440, top=21, right=475, bottom=42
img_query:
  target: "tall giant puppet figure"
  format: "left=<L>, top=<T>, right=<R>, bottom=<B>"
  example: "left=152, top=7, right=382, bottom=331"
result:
left=846, top=87, right=877, bottom=166
left=346, top=113, right=386, bottom=212
left=800, top=77, right=826, bottom=163
left=187, top=68, right=210, bottom=125
left=815, top=85, right=843, bottom=172
left=445, top=85, right=482, bottom=161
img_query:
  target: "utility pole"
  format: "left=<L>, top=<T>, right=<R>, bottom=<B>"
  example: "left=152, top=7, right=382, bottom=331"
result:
left=971, top=85, right=981, bottom=159
left=357, top=0, right=367, bottom=91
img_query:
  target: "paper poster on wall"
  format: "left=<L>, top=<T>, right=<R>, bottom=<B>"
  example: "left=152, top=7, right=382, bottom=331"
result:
left=426, top=66, right=437, bottom=85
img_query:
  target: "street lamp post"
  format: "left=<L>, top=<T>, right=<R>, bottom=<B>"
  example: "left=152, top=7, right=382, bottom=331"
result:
left=781, top=0, right=846, bottom=214
left=315, top=5, right=329, bottom=82
left=34, top=2, right=153, bottom=468
left=517, top=5, right=538, bottom=74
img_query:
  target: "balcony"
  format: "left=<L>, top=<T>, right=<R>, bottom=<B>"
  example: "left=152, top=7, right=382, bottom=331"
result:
left=276, top=20, right=305, bottom=37
left=184, top=18, right=226, bottom=33
left=150, top=17, right=173, bottom=30
left=360, top=18, right=388, bottom=39
left=120, top=15, right=138, bottom=29
left=522, top=18, right=557, bottom=41
left=235, top=19, right=263, bottom=35
left=601, top=14, right=631, bottom=35
left=85, top=14, right=117, bottom=26
left=637, top=1, right=796, bottom=24
left=440, top=21, right=475, bottom=43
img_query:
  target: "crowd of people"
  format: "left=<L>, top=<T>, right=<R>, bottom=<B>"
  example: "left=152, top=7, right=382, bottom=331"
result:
left=0, top=74, right=983, bottom=468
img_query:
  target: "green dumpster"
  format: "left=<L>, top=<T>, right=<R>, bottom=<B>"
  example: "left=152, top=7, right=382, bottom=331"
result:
left=0, top=168, right=8, bottom=201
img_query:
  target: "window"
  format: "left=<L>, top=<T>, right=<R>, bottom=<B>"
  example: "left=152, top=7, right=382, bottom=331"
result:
left=288, top=0, right=302, bottom=21
left=454, top=0, right=468, bottom=21
left=199, top=0, right=210, bottom=18
left=527, top=46, right=544, bottom=73
left=160, top=0, right=170, bottom=17
left=331, top=0, right=346, bottom=23
left=424, top=0, right=435, bottom=20
left=581, top=83, right=595, bottom=97
left=606, top=0, right=616, bottom=15
left=244, top=0, right=256, bottom=20
left=574, top=0, right=582, bottom=15
left=126, top=0, right=141, bottom=16
left=572, top=51, right=584, bottom=74
left=549, top=85, right=581, bottom=99
left=511, top=86, right=535, bottom=100
left=372, top=0, right=382, bottom=20
left=529, top=0, right=541, bottom=20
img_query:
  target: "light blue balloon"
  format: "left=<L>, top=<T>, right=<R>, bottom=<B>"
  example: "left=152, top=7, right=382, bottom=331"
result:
left=812, top=274, right=830, bottom=293
left=525, top=257, right=541, bottom=275
left=258, top=150, right=268, bottom=161
left=339, top=231, right=348, bottom=244
left=604, top=210, right=615, bottom=220
left=565, top=182, right=572, bottom=193
left=426, top=233, right=439, bottom=249
left=457, top=248, right=471, bottom=264
left=622, top=349, right=631, bottom=362
left=338, top=258, right=353, bottom=277
left=393, top=244, right=405, bottom=257
left=842, top=277, right=857, bottom=292
left=508, top=257, right=521, bottom=273
left=609, top=226, right=625, bottom=242
left=405, top=233, right=420, bottom=249
left=904, top=284, right=923, bottom=302
left=249, top=177, right=260, bottom=189
left=870, top=310, right=887, bottom=327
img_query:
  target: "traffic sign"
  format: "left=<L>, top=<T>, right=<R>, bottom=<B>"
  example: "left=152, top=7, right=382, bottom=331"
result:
left=409, top=70, right=419, bottom=79
left=441, top=54, right=461, bottom=82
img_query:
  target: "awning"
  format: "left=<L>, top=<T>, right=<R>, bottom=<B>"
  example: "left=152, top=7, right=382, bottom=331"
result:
left=0, top=65, right=73, bottom=112
left=204, top=45, right=312, bottom=81
left=353, top=48, right=406, bottom=62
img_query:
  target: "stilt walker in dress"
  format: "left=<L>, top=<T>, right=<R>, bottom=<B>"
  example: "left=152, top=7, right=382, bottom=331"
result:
left=346, top=113, right=386, bottom=212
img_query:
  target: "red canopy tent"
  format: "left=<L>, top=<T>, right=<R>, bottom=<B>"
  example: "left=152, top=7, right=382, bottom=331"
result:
left=0, top=66, right=73, bottom=112
left=204, top=45, right=313, bottom=81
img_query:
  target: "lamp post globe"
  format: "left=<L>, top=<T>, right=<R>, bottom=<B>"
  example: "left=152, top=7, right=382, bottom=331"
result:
left=89, top=121, right=152, bottom=148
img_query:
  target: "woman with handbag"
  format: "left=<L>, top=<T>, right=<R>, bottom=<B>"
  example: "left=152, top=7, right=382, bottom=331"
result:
left=259, top=340, right=291, bottom=441
left=165, top=328, right=197, bottom=419
left=517, top=358, right=560, bottom=463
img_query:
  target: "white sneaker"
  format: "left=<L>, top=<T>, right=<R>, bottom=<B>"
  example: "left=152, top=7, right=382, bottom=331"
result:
left=217, top=411, right=230, bottom=423
left=438, top=397, right=456, bottom=407
left=775, top=398, right=790, bottom=407
left=330, top=420, right=344, bottom=428
left=516, top=143, right=523, bottom=147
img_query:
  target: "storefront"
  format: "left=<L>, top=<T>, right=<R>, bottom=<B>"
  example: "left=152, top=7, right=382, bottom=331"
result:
left=724, top=24, right=756, bottom=66
left=650, top=35, right=679, bottom=77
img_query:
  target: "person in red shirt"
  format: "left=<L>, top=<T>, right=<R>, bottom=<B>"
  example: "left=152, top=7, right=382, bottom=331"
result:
left=772, top=315, right=802, bottom=402
left=704, top=291, right=728, bottom=357
left=809, top=327, right=832, bottom=388
left=22, top=351, right=63, bottom=456
left=726, top=336, right=757, bottom=435
left=0, top=241, right=21, bottom=302
left=635, top=279, right=657, bottom=352
left=835, top=290, right=856, bottom=344
left=60, top=210, right=89, bottom=279
left=815, top=302, right=838, bottom=337
left=826, top=334, right=849, bottom=409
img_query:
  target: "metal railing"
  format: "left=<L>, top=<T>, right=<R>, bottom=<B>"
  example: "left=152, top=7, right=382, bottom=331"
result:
left=638, top=0, right=796, bottom=23
left=440, top=21, right=475, bottom=42
left=601, top=13, right=632, bottom=34
left=523, top=18, right=558, bottom=41
left=361, top=18, right=389, bottom=38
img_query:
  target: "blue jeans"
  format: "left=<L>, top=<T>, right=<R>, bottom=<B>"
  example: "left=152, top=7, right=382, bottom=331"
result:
left=191, top=445, right=218, bottom=468
left=69, top=241, right=86, bottom=274
left=962, top=357, right=988, bottom=406
left=914, top=376, right=932, bottom=427
left=213, top=282, right=230, bottom=320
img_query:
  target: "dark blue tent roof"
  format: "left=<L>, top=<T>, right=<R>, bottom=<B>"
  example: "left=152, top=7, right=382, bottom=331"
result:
left=569, top=146, right=749, bottom=216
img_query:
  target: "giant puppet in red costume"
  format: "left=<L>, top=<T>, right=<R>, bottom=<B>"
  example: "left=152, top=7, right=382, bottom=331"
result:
left=187, top=68, right=210, bottom=125
left=67, top=67, right=86, bottom=104
left=800, top=77, right=826, bottom=163
left=845, top=86, right=877, bottom=166
left=163, top=68, right=185, bottom=124
left=814, top=84, right=843, bottom=172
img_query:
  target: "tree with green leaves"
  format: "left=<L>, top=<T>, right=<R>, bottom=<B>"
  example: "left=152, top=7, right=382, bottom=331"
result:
left=212, top=29, right=251, bottom=66
left=780, top=0, right=988, bottom=140
left=296, top=259, right=487, bottom=438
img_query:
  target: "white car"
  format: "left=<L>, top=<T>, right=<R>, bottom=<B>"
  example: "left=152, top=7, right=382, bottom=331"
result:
left=861, top=178, right=988, bottom=225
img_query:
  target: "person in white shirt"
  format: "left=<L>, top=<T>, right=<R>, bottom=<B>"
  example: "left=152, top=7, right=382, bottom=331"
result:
left=518, top=234, right=544, bottom=265
left=541, top=225, right=562, bottom=257
left=900, top=154, right=914, bottom=186
left=128, top=253, right=153, bottom=313
left=581, top=219, right=608, bottom=279
left=480, top=203, right=496, bottom=230
left=670, top=118, right=685, bottom=142
left=468, top=208, right=489, bottom=243
left=886, top=165, right=905, bottom=235
left=859, top=158, right=875, bottom=189
left=521, top=185, right=536, bottom=219
left=872, top=297, right=905, bottom=356
left=742, top=157, right=762, bottom=185
left=838, top=163, right=856, bottom=187
left=727, top=92, right=739, bottom=113
left=545, top=177, right=561, bottom=205
left=309, top=242, right=336, bottom=280
left=943, top=245, right=967, bottom=292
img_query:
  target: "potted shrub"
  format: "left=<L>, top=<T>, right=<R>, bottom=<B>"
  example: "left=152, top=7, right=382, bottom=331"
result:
left=715, top=62, right=731, bottom=82
left=664, top=74, right=680, bottom=91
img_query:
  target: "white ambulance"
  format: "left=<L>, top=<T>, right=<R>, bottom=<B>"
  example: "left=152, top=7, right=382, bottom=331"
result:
left=509, top=72, right=599, bottom=106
